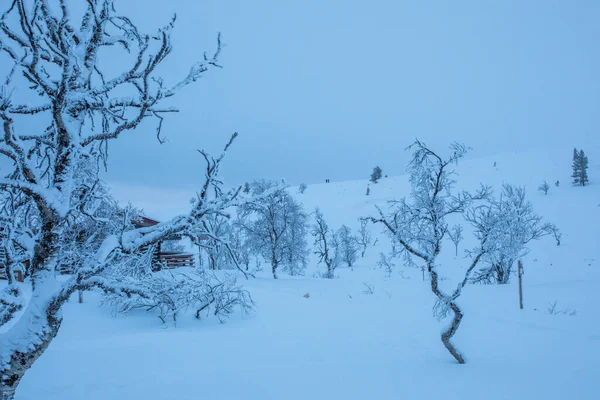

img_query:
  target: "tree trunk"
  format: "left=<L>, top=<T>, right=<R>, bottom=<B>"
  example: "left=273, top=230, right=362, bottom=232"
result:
left=0, top=314, right=62, bottom=400
left=429, top=264, right=466, bottom=364
left=518, top=260, right=524, bottom=309
left=0, top=387, right=15, bottom=400
left=271, top=251, right=278, bottom=279
left=441, top=302, right=466, bottom=364
left=494, top=264, right=503, bottom=284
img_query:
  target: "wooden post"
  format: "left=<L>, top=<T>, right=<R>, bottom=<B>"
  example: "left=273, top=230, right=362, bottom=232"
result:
left=518, top=260, right=524, bottom=310
left=421, top=265, right=425, bottom=281
left=78, top=290, right=83, bottom=304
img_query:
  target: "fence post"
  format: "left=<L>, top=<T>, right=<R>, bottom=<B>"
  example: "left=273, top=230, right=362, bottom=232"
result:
left=78, top=290, right=83, bottom=304
left=518, top=260, right=524, bottom=310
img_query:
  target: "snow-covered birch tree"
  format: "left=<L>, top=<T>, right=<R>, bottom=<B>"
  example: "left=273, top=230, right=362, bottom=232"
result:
left=357, top=218, right=372, bottom=258
left=337, top=225, right=359, bottom=268
left=283, top=199, right=309, bottom=276
left=0, top=1, right=247, bottom=398
left=447, top=224, right=463, bottom=257
left=369, top=140, right=493, bottom=364
left=312, top=208, right=339, bottom=279
left=237, top=180, right=308, bottom=279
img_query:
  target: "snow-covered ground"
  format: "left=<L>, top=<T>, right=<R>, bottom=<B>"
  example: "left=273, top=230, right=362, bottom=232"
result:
left=13, top=145, right=600, bottom=400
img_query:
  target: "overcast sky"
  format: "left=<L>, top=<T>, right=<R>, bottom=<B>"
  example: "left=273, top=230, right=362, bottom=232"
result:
left=102, top=0, right=600, bottom=214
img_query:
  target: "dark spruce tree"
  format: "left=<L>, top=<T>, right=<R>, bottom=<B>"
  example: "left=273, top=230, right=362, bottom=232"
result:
left=579, top=150, right=589, bottom=186
left=370, top=166, right=383, bottom=183
left=572, top=148, right=589, bottom=186
left=572, top=148, right=581, bottom=185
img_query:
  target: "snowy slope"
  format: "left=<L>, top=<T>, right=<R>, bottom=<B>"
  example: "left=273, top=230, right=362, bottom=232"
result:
left=13, top=146, right=600, bottom=400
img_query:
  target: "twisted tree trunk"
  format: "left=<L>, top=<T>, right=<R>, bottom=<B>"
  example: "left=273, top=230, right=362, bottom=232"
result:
left=0, top=295, right=63, bottom=400
left=442, top=302, right=465, bottom=364
left=429, top=264, right=466, bottom=364
left=0, top=328, right=60, bottom=400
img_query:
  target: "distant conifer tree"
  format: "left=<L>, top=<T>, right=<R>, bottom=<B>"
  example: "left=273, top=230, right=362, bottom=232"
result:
left=572, top=148, right=589, bottom=186
left=572, top=148, right=581, bottom=185
left=370, top=166, right=383, bottom=183
left=579, top=149, right=589, bottom=186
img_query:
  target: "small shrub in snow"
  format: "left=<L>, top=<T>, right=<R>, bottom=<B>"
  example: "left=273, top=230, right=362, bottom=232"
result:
left=547, top=301, right=577, bottom=316
left=538, top=181, right=550, bottom=195
left=357, top=219, right=373, bottom=258
left=447, top=225, right=463, bottom=256
left=362, top=282, right=375, bottom=295
left=298, top=183, right=307, bottom=194
left=377, top=253, right=395, bottom=278
left=549, top=225, right=562, bottom=246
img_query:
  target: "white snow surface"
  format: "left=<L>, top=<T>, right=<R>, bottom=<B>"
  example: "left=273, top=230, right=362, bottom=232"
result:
left=11, top=146, right=600, bottom=399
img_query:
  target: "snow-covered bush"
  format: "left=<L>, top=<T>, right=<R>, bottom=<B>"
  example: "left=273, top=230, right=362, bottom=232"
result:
left=469, top=184, right=556, bottom=284
left=102, top=262, right=252, bottom=324
left=546, top=301, right=577, bottom=316
left=538, top=181, right=550, bottom=195
left=377, top=253, right=395, bottom=278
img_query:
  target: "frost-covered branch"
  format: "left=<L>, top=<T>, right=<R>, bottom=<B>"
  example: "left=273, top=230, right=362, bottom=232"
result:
left=0, top=1, right=231, bottom=397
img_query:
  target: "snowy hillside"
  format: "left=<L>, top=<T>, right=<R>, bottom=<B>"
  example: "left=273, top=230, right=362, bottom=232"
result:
left=12, top=146, right=600, bottom=400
